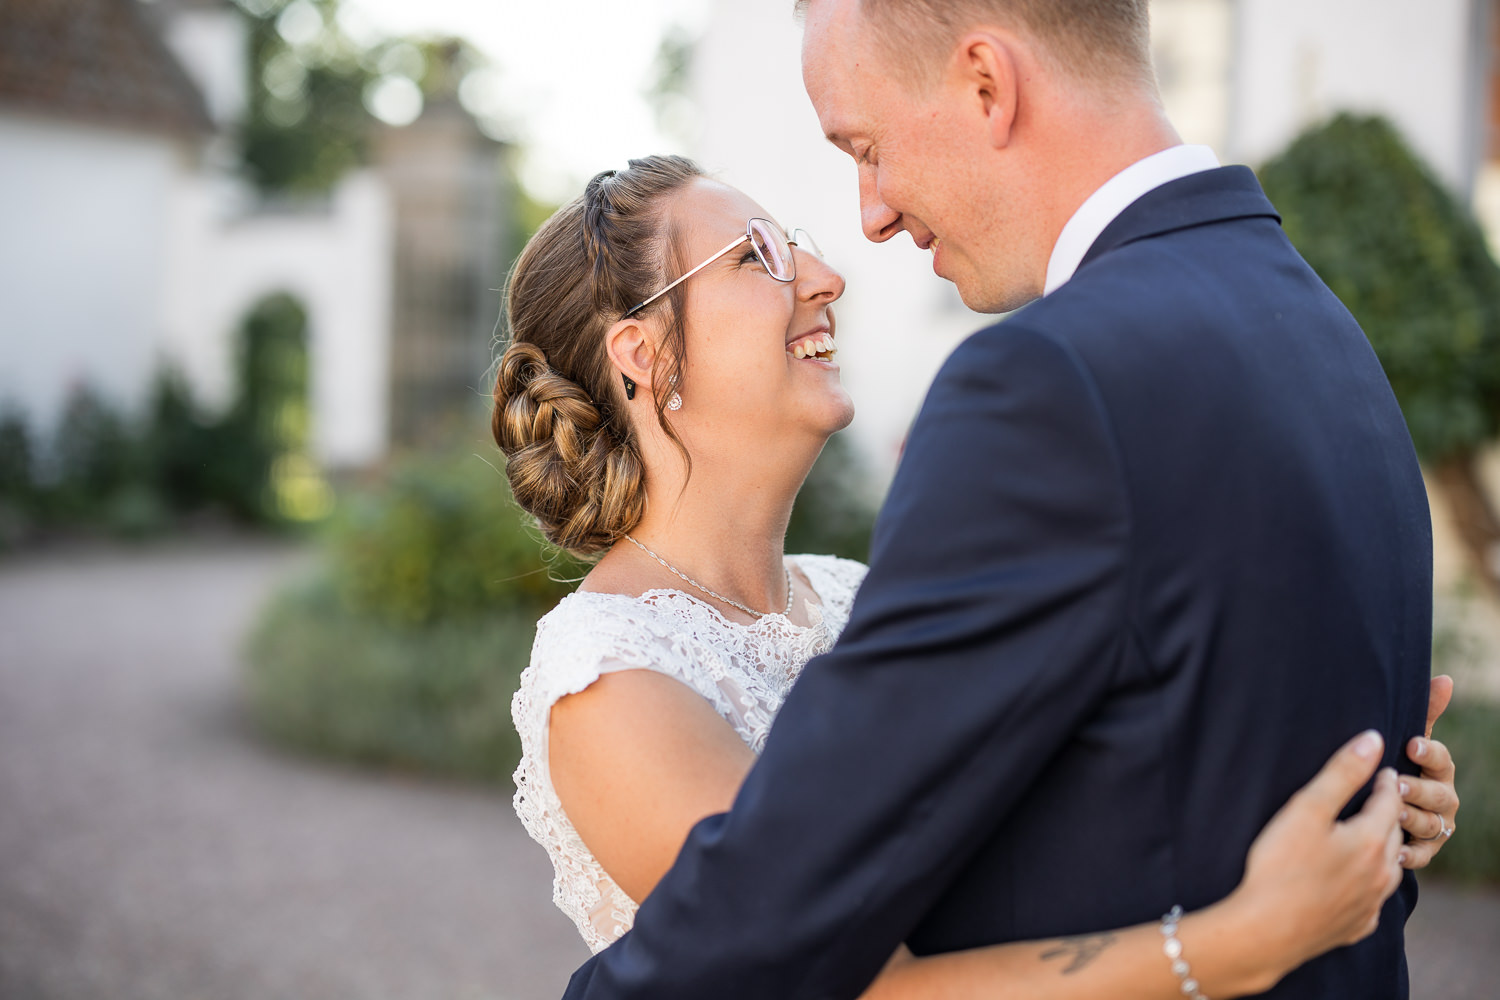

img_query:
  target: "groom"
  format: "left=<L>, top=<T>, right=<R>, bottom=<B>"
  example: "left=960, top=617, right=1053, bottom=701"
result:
left=565, top=1, right=1431, bottom=997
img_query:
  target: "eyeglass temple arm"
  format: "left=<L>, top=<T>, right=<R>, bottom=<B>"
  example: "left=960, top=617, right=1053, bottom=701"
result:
left=623, top=233, right=750, bottom=318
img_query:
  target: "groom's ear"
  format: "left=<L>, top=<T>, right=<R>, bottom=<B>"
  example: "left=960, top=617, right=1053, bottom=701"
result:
left=955, top=32, right=1019, bottom=150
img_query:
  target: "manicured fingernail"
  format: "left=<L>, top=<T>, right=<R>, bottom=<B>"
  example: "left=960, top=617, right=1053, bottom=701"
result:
left=1399, top=848, right=1412, bottom=866
left=1354, top=730, right=1382, bottom=759
left=1401, top=809, right=1410, bottom=822
left=1414, top=738, right=1428, bottom=760
left=1400, top=780, right=1411, bottom=797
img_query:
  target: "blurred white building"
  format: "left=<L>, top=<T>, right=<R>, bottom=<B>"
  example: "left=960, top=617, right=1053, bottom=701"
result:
left=0, top=0, right=396, bottom=469
left=690, top=0, right=1500, bottom=482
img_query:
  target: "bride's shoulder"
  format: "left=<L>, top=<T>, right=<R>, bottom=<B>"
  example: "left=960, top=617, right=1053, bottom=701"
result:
left=532, top=589, right=665, bottom=656
left=526, top=588, right=689, bottom=679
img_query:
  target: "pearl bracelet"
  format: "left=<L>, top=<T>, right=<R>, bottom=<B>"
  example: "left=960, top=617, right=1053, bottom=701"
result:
left=1160, top=905, right=1209, bottom=999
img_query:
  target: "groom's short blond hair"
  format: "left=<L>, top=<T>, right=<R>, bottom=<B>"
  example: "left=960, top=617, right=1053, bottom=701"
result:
left=797, top=0, right=1155, bottom=90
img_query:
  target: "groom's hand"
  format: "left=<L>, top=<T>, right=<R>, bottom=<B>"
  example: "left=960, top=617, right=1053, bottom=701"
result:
left=1235, top=731, right=1405, bottom=978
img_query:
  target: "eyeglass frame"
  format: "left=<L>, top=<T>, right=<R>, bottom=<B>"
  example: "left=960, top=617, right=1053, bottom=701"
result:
left=622, top=218, right=819, bottom=319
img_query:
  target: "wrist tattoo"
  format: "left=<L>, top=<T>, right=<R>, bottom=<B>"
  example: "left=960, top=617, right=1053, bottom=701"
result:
left=1040, top=933, right=1118, bottom=975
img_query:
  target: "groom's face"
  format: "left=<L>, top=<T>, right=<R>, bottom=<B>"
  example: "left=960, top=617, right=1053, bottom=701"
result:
left=800, top=0, right=1045, bottom=312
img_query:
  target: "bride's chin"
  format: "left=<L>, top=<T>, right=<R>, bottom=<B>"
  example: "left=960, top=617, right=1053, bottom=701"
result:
left=824, top=395, right=856, bottom=434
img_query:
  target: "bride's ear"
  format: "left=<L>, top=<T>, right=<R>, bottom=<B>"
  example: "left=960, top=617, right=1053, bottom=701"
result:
left=604, top=317, right=658, bottom=398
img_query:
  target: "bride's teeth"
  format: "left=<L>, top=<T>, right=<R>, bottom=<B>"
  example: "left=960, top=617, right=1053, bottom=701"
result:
left=793, top=344, right=806, bottom=359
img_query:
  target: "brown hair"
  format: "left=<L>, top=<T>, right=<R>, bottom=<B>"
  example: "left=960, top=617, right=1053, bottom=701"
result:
left=492, top=155, right=704, bottom=557
left=798, top=0, right=1154, bottom=90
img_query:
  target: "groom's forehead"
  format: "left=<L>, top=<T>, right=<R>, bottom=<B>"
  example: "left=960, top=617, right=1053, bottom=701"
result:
left=802, top=5, right=894, bottom=121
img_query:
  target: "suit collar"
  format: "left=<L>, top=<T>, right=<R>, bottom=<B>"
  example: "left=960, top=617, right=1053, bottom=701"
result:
left=1076, top=165, right=1282, bottom=274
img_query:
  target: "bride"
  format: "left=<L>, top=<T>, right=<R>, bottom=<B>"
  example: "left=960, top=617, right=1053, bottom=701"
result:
left=492, top=155, right=1459, bottom=998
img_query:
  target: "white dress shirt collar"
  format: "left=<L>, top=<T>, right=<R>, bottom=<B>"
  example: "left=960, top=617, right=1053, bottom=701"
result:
left=1043, top=144, right=1222, bottom=296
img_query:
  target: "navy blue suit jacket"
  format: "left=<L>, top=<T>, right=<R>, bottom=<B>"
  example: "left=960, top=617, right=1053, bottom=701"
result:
left=562, top=166, right=1432, bottom=999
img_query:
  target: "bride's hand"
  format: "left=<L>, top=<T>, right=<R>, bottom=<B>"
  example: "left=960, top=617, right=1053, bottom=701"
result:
left=1224, top=731, right=1405, bottom=988
left=1399, top=674, right=1459, bottom=869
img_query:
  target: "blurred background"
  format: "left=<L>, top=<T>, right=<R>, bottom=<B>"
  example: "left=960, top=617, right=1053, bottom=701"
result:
left=1, top=0, right=1498, bottom=998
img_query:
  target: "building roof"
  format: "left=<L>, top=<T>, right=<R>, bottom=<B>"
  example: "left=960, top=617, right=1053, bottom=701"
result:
left=0, top=0, right=213, bottom=136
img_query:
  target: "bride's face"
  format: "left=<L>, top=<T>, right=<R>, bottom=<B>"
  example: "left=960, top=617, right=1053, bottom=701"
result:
left=662, top=179, right=854, bottom=459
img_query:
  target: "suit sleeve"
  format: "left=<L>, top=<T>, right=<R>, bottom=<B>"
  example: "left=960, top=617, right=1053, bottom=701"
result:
left=562, top=323, right=1133, bottom=1000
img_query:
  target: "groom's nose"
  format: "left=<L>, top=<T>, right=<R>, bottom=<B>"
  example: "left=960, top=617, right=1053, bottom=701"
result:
left=859, top=170, right=902, bottom=243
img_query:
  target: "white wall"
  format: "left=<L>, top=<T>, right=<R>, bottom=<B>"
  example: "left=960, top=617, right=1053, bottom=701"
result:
left=1231, top=0, right=1481, bottom=191
left=162, top=171, right=394, bottom=468
left=0, top=111, right=394, bottom=470
left=693, top=2, right=985, bottom=484
left=1151, top=0, right=1235, bottom=153
left=0, top=113, right=182, bottom=435
left=161, top=7, right=248, bottom=131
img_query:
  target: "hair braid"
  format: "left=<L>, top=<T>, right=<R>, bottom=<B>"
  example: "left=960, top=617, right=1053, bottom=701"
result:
left=491, top=156, right=703, bottom=557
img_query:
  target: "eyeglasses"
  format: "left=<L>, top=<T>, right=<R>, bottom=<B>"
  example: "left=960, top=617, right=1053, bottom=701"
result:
left=623, top=218, right=822, bottom=318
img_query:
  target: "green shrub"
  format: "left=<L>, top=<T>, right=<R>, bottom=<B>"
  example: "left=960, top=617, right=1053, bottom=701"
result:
left=48, top=384, right=140, bottom=522
left=327, top=449, right=577, bottom=627
left=245, top=576, right=535, bottom=784
left=243, top=444, right=578, bottom=784
left=1427, top=697, right=1500, bottom=884
left=0, top=407, right=34, bottom=549
left=785, top=431, right=880, bottom=563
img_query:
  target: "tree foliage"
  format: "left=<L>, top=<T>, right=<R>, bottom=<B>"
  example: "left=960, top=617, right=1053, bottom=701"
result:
left=1258, top=113, right=1500, bottom=462
left=238, top=0, right=373, bottom=193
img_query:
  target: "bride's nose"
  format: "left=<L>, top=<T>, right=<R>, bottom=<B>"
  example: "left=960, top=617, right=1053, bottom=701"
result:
left=795, top=250, right=845, bottom=304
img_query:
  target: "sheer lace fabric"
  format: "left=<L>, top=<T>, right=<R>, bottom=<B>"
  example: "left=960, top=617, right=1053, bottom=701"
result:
left=511, top=554, right=868, bottom=952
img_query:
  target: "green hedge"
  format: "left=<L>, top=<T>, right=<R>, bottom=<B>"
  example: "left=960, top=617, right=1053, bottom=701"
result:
left=245, top=576, right=535, bottom=784
left=244, top=445, right=570, bottom=783
left=326, top=451, right=577, bottom=627
left=1427, top=697, right=1500, bottom=884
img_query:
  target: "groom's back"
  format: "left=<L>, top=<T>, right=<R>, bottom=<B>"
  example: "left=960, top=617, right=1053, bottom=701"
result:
left=906, top=169, right=1431, bottom=997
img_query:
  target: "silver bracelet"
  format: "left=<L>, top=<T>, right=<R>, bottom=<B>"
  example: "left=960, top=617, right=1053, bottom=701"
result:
left=1160, top=905, right=1210, bottom=999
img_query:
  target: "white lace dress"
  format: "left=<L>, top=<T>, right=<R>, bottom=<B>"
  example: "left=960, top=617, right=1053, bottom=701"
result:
left=510, top=553, right=868, bottom=952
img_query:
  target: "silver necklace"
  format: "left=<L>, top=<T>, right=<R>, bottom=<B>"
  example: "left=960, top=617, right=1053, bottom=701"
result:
left=624, top=534, right=794, bottom=619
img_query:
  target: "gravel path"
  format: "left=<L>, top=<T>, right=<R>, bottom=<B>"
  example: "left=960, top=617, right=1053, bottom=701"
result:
left=0, top=542, right=1493, bottom=999
left=0, top=542, right=588, bottom=1000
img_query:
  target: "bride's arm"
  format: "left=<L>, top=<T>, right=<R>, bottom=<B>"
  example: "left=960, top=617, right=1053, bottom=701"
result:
left=858, top=732, right=1404, bottom=1000
left=549, top=668, right=757, bottom=904
left=550, top=672, right=1452, bottom=999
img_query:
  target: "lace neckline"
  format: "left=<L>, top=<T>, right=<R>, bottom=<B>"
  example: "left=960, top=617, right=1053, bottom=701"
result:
left=567, top=556, right=825, bottom=632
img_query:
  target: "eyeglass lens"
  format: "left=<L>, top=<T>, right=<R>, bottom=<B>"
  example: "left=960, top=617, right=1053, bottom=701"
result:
left=749, top=218, right=794, bottom=281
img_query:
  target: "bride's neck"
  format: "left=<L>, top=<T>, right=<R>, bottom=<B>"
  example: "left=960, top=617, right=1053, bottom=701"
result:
left=620, top=434, right=820, bottom=609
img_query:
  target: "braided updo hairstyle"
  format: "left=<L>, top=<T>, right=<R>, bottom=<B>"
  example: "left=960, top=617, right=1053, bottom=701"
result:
left=492, top=155, right=704, bottom=556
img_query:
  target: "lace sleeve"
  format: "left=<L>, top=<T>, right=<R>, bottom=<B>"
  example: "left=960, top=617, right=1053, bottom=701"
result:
left=509, top=594, right=741, bottom=952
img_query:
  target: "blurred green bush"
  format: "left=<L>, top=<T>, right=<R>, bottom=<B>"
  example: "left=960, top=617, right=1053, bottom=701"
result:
left=246, top=575, right=536, bottom=785
left=1425, top=697, right=1500, bottom=884
left=786, top=431, right=879, bottom=563
left=0, top=293, right=324, bottom=550
left=327, top=449, right=577, bottom=627
left=245, top=445, right=576, bottom=784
